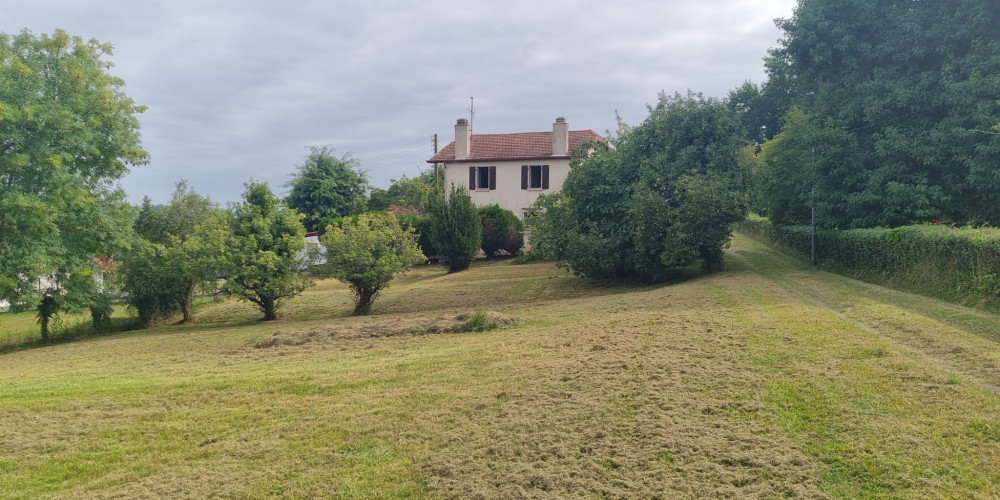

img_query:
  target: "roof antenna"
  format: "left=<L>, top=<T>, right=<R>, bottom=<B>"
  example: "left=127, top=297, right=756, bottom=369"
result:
left=468, top=96, right=475, bottom=132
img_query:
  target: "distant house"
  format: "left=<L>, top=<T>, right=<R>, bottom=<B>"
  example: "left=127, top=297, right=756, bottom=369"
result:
left=427, top=117, right=605, bottom=218
left=302, top=231, right=327, bottom=267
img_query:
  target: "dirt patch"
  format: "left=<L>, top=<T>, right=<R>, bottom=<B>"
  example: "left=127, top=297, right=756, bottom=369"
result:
left=252, top=311, right=518, bottom=349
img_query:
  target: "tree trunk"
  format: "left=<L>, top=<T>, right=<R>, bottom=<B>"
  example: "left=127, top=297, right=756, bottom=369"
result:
left=261, top=297, right=278, bottom=321
left=40, top=314, right=50, bottom=341
left=181, top=282, right=196, bottom=323
left=38, top=293, right=58, bottom=341
left=353, top=288, right=376, bottom=315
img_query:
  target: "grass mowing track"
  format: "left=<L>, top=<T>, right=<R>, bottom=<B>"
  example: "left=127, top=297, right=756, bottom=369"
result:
left=1, top=232, right=1000, bottom=498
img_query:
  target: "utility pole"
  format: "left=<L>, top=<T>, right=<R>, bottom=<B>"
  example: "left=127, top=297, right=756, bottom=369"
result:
left=433, top=133, right=439, bottom=191
left=810, top=146, right=817, bottom=267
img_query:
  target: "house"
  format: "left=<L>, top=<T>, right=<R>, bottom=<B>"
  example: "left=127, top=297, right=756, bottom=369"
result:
left=427, top=117, right=605, bottom=218
left=302, top=231, right=327, bottom=267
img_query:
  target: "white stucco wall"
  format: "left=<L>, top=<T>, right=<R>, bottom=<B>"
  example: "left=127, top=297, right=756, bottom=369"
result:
left=443, top=158, right=571, bottom=217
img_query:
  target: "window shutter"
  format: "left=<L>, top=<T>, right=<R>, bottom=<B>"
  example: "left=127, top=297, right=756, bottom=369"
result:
left=469, top=166, right=476, bottom=190
left=542, top=165, right=550, bottom=189
left=489, top=166, right=496, bottom=190
left=521, top=165, right=528, bottom=190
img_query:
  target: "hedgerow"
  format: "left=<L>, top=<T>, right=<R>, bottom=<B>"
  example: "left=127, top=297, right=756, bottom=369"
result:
left=738, top=214, right=1000, bottom=308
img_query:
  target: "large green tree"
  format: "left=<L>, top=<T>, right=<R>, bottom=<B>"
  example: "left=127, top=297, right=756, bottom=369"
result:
left=765, top=0, right=1000, bottom=227
left=225, top=181, right=312, bottom=321
left=532, top=92, right=750, bottom=280
left=284, top=146, right=368, bottom=231
left=127, top=181, right=230, bottom=324
left=320, top=212, right=425, bottom=315
left=0, top=29, right=147, bottom=335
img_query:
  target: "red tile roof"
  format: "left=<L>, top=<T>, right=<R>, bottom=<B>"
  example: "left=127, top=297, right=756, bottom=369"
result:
left=427, top=129, right=606, bottom=163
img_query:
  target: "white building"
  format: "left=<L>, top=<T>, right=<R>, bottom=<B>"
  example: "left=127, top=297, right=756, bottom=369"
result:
left=428, top=117, right=605, bottom=218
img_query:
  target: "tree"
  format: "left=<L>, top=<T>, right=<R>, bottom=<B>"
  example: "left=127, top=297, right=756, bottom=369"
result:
left=765, top=0, right=1000, bottom=227
left=0, top=29, right=147, bottom=336
left=320, top=212, right=425, bottom=315
left=367, top=170, right=439, bottom=213
left=285, top=146, right=369, bottom=231
left=478, top=204, right=524, bottom=258
left=120, top=240, right=175, bottom=327
left=531, top=92, right=750, bottom=279
left=428, top=185, right=482, bottom=272
left=726, top=80, right=783, bottom=145
left=524, top=193, right=574, bottom=263
left=225, top=181, right=312, bottom=320
left=127, top=181, right=230, bottom=323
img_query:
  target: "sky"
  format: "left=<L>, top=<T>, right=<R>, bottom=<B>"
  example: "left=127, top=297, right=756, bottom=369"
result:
left=4, top=0, right=798, bottom=205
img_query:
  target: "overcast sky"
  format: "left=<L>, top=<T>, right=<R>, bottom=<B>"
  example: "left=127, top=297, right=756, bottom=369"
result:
left=5, top=0, right=797, bottom=205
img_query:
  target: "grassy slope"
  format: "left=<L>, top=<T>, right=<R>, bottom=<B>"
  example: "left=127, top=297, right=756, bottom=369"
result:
left=2, top=235, right=1000, bottom=498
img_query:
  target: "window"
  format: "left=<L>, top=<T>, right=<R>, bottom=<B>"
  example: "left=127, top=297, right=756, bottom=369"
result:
left=530, top=165, right=542, bottom=188
left=468, top=166, right=496, bottom=190
left=521, top=164, right=549, bottom=190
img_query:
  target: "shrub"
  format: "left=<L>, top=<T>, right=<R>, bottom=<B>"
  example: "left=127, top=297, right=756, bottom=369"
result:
left=428, top=185, right=482, bottom=272
left=738, top=215, right=1000, bottom=308
left=393, top=214, right=434, bottom=259
left=321, top=212, right=425, bottom=315
left=478, top=204, right=524, bottom=258
left=522, top=193, right=574, bottom=263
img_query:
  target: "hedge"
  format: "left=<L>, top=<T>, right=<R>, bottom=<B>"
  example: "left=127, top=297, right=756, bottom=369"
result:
left=737, top=215, right=1000, bottom=308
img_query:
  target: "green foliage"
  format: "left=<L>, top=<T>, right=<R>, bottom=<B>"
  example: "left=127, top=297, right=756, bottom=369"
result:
left=367, top=172, right=436, bottom=213
left=125, top=181, right=230, bottom=324
left=477, top=204, right=524, bottom=258
left=36, top=293, right=59, bottom=341
left=395, top=214, right=437, bottom=260
left=559, top=139, right=637, bottom=278
left=320, top=213, right=436, bottom=260
left=738, top=215, right=1000, bottom=308
left=225, top=181, right=312, bottom=320
left=428, top=185, right=482, bottom=272
left=120, top=241, right=175, bottom=327
left=532, top=92, right=749, bottom=279
left=462, top=309, right=494, bottom=332
left=88, top=291, right=114, bottom=332
left=629, top=91, right=749, bottom=275
left=523, top=193, right=574, bottom=263
left=763, top=0, right=1000, bottom=227
left=320, top=212, right=425, bottom=315
left=284, top=146, right=369, bottom=231
left=726, top=80, right=783, bottom=144
left=0, top=29, right=147, bottom=321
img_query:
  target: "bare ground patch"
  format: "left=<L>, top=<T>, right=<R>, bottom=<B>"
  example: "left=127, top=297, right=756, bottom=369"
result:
left=251, top=311, right=519, bottom=349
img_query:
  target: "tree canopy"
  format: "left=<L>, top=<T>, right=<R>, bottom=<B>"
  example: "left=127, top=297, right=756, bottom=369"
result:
left=367, top=173, right=436, bottom=214
left=531, top=91, right=750, bottom=279
left=225, top=181, right=312, bottom=320
left=127, top=181, right=230, bottom=323
left=284, top=146, right=369, bottom=231
left=428, top=185, right=482, bottom=272
left=321, top=212, right=425, bottom=315
left=760, top=0, right=1000, bottom=228
left=0, top=29, right=147, bottom=325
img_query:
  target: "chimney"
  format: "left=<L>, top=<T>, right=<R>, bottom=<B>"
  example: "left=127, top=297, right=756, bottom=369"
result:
left=553, top=117, right=569, bottom=156
left=455, top=118, right=471, bottom=160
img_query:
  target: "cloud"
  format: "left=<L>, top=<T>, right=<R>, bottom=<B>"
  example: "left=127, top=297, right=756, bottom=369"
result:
left=2, top=0, right=796, bottom=204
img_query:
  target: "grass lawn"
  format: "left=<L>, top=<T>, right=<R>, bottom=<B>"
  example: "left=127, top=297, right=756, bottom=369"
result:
left=2, top=234, right=1000, bottom=498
